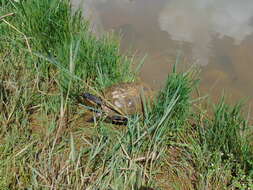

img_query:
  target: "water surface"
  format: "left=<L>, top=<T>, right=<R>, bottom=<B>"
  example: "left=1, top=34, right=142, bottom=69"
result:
left=72, top=0, right=253, bottom=106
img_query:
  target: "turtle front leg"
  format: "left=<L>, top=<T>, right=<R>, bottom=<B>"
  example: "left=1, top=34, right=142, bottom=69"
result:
left=107, top=115, right=128, bottom=125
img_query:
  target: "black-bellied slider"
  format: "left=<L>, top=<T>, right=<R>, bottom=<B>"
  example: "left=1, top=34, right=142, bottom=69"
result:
left=82, top=82, right=153, bottom=124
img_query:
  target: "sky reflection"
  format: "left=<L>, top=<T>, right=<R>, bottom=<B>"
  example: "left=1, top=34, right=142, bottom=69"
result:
left=158, top=0, right=253, bottom=65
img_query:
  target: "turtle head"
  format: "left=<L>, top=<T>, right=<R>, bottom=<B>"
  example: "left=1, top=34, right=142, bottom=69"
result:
left=82, top=93, right=103, bottom=107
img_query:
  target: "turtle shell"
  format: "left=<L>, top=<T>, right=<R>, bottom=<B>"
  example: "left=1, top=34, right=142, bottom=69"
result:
left=102, top=82, right=153, bottom=116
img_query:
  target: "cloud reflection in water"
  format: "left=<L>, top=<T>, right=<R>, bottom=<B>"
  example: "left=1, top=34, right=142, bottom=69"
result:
left=158, top=0, right=253, bottom=65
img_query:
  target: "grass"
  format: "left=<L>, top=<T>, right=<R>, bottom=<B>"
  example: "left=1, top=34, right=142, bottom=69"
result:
left=1, top=0, right=253, bottom=189
left=193, top=99, right=253, bottom=189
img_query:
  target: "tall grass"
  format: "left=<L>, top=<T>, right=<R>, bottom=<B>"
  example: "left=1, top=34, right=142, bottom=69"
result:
left=189, top=98, right=253, bottom=189
left=1, top=0, right=134, bottom=92
left=149, top=66, right=198, bottom=130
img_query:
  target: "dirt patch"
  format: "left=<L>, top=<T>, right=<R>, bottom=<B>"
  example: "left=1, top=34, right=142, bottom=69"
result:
left=155, top=146, right=197, bottom=190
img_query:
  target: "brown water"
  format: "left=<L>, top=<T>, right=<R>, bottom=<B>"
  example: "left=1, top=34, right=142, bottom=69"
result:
left=72, top=0, right=253, bottom=107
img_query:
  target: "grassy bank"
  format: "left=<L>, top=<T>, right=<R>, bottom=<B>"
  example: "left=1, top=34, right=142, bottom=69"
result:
left=1, top=0, right=253, bottom=189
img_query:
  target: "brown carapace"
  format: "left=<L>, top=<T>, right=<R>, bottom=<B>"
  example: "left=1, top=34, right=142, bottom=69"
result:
left=82, top=82, right=154, bottom=125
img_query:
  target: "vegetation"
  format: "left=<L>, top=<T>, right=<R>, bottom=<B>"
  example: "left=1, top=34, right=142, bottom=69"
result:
left=1, top=0, right=253, bottom=189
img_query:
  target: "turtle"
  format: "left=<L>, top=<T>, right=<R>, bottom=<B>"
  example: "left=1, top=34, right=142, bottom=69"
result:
left=81, top=82, right=154, bottom=125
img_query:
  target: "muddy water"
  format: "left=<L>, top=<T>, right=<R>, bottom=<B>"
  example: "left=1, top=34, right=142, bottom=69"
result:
left=72, top=0, right=253, bottom=107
